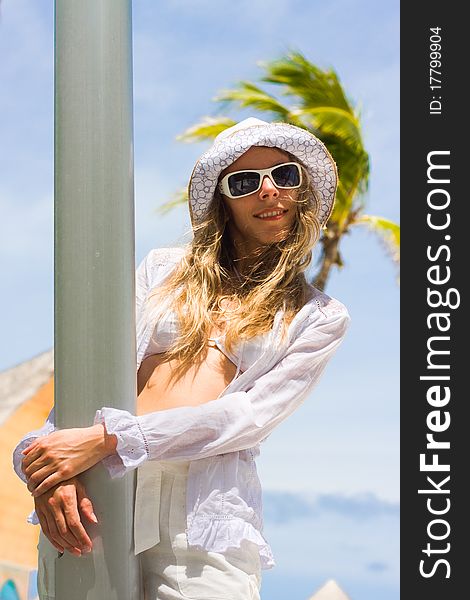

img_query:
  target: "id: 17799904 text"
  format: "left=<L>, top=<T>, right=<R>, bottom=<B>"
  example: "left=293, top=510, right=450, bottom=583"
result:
left=429, top=27, right=443, bottom=115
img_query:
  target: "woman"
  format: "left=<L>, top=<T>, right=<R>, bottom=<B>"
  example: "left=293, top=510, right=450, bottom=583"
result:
left=13, top=117, right=350, bottom=599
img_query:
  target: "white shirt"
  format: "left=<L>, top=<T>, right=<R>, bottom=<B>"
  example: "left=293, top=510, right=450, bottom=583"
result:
left=12, top=246, right=350, bottom=570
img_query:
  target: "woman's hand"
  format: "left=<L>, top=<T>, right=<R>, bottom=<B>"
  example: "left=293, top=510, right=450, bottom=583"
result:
left=21, top=424, right=117, bottom=497
left=35, top=476, right=97, bottom=556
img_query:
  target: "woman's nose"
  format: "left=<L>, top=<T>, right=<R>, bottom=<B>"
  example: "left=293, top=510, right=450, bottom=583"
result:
left=259, top=175, right=279, bottom=199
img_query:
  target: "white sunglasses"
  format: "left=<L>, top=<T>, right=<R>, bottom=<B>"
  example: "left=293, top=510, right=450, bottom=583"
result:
left=217, top=162, right=302, bottom=199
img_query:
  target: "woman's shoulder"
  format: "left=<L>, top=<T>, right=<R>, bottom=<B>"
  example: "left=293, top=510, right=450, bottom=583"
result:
left=137, top=246, right=189, bottom=292
left=280, top=285, right=350, bottom=352
left=143, top=245, right=188, bottom=268
left=304, top=283, right=350, bottom=322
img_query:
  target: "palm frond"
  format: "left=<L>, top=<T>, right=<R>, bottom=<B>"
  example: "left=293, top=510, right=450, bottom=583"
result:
left=323, top=133, right=370, bottom=224
left=355, top=215, right=400, bottom=264
left=176, top=116, right=237, bottom=143
left=297, top=106, right=363, bottom=153
left=213, top=81, right=299, bottom=123
left=155, top=188, right=188, bottom=216
left=259, top=51, right=353, bottom=113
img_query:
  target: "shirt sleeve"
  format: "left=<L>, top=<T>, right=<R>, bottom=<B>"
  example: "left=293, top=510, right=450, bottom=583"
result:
left=12, top=407, right=57, bottom=485
left=10, top=251, right=149, bottom=485
left=135, top=249, right=156, bottom=318
left=94, top=303, right=351, bottom=478
left=11, top=252, right=153, bottom=523
left=11, top=407, right=57, bottom=526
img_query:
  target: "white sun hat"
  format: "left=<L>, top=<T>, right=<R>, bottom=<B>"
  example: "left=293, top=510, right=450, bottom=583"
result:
left=187, top=117, right=338, bottom=227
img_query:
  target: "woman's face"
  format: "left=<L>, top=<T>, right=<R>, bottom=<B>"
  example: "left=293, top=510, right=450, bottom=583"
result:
left=219, top=146, right=299, bottom=255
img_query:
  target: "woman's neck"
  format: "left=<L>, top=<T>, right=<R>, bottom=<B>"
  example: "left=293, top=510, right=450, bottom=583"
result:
left=231, top=245, right=265, bottom=276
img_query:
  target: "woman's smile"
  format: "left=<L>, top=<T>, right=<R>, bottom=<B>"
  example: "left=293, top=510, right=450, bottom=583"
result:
left=253, top=208, right=289, bottom=220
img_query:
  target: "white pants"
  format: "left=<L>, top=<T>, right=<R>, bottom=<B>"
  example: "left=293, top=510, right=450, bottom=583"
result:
left=36, top=460, right=262, bottom=600
left=137, top=459, right=262, bottom=600
left=36, top=530, right=58, bottom=600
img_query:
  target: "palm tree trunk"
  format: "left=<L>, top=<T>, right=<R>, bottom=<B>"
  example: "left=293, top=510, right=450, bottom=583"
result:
left=312, top=232, right=341, bottom=291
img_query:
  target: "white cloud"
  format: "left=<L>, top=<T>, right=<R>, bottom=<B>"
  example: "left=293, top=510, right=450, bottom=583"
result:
left=263, top=490, right=399, bottom=524
left=264, top=510, right=399, bottom=582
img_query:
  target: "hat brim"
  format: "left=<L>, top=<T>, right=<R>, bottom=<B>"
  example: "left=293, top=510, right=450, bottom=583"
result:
left=188, top=122, right=338, bottom=227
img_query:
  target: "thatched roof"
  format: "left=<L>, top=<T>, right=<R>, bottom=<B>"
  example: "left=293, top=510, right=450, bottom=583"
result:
left=309, top=579, right=352, bottom=600
left=0, top=350, right=54, bottom=568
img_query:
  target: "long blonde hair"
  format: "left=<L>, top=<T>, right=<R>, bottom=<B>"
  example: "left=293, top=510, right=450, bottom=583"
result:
left=144, top=151, right=322, bottom=382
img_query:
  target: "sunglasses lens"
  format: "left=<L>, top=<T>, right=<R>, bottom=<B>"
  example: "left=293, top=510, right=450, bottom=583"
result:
left=272, top=164, right=301, bottom=188
left=224, top=163, right=301, bottom=198
left=228, top=172, right=261, bottom=197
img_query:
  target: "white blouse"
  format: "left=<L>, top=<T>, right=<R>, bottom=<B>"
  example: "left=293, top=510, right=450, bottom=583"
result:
left=143, top=302, right=274, bottom=374
left=12, top=246, right=350, bottom=570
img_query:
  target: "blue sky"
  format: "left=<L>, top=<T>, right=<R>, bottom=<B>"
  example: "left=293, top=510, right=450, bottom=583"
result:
left=0, top=1, right=399, bottom=598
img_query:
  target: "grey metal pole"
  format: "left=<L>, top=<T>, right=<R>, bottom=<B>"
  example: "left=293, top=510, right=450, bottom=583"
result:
left=54, top=1, right=140, bottom=598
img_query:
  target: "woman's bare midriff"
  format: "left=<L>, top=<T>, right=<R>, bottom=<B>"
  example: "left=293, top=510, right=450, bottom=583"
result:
left=136, top=346, right=237, bottom=415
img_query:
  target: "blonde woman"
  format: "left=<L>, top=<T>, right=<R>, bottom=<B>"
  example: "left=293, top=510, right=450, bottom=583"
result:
left=13, top=117, right=350, bottom=600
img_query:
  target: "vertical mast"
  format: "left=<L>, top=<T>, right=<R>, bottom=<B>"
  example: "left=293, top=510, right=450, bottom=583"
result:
left=54, top=1, right=140, bottom=596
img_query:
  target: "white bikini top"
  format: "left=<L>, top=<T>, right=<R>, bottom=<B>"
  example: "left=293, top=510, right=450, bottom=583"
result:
left=142, top=307, right=272, bottom=373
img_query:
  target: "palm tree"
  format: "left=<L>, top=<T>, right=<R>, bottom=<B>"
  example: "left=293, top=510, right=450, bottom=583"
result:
left=159, top=51, right=399, bottom=290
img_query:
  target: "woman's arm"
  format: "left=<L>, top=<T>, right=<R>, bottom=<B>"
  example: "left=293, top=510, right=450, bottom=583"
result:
left=95, top=300, right=350, bottom=477
left=21, top=423, right=117, bottom=496
left=12, top=407, right=56, bottom=484
left=12, top=248, right=156, bottom=494
left=21, top=300, right=349, bottom=490
left=14, top=418, right=102, bottom=555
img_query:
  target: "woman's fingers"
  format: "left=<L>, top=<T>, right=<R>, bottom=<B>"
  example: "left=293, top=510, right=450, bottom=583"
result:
left=29, top=462, right=74, bottom=496
left=21, top=440, right=37, bottom=455
left=43, top=508, right=81, bottom=557
left=23, top=453, right=55, bottom=483
left=48, top=495, right=89, bottom=554
left=76, top=481, right=98, bottom=524
left=27, top=458, right=75, bottom=496
left=36, top=510, right=64, bottom=554
left=27, top=464, right=54, bottom=492
left=23, top=450, right=63, bottom=481
left=31, top=471, right=64, bottom=497
left=21, top=443, right=43, bottom=469
left=61, top=494, right=93, bottom=552
left=34, top=479, right=94, bottom=556
left=58, top=482, right=93, bottom=551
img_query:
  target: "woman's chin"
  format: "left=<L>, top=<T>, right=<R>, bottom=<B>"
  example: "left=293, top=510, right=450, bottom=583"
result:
left=257, top=228, right=290, bottom=245
left=231, top=226, right=291, bottom=252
